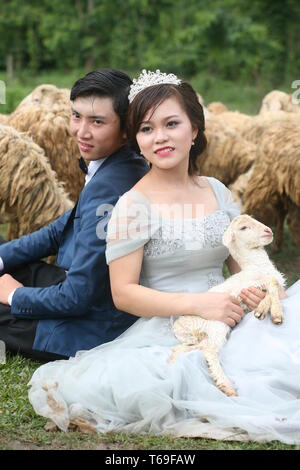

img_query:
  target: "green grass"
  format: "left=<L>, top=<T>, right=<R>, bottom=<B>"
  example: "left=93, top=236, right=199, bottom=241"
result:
left=0, top=354, right=299, bottom=450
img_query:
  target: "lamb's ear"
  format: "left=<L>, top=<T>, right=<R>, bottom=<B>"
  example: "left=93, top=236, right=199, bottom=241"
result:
left=222, top=226, right=235, bottom=247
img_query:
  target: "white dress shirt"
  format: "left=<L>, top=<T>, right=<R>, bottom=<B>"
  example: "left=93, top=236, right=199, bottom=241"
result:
left=84, top=157, right=107, bottom=186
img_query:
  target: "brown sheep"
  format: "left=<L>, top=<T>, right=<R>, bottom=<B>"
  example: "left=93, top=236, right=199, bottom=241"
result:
left=207, top=111, right=253, bottom=134
left=207, top=101, right=228, bottom=115
left=0, top=114, right=8, bottom=125
left=259, top=90, right=300, bottom=115
left=197, top=118, right=257, bottom=186
left=17, top=84, right=70, bottom=109
left=229, top=169, right=287, bottom=252
left=241, top=119, right=300, bottom=251
left=241, top=111, right=300, bottom=144
left=0, top=124, right=73, bottom=239
left=8, top=103, right=85, bottom=202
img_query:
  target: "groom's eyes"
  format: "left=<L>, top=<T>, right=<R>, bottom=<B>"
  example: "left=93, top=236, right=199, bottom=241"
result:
left=72, top=111, right=80, bottom=119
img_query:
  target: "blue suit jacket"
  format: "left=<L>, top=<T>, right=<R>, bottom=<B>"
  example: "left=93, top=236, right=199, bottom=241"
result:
left=0, top=145, right=149, bottom=356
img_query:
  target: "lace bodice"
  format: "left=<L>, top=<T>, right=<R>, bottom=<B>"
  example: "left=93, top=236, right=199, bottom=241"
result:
left=106, top=177, right=240, bottom=294
left=143, top=210, right=230, bottom=258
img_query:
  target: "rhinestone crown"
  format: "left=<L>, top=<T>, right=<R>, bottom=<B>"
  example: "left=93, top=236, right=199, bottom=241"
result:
left=128, top=69, right=181, bottom=103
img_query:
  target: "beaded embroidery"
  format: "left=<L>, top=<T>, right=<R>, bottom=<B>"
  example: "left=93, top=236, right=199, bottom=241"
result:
left=144, top=210, right=230, bottom=258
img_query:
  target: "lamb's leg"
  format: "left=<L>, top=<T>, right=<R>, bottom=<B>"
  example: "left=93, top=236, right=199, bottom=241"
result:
left=68, top=418, right=97, bottom=434
left=170, top=343, right=203, bottom=363
left=200, top=343, right=238, bottom=397
left=268, top=278, right=284, bottom=324
left=254, top=293, right=271, bottom=320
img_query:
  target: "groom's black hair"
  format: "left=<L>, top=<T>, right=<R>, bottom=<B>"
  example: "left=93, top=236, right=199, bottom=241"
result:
left=70, top=69, right=132, bottom=130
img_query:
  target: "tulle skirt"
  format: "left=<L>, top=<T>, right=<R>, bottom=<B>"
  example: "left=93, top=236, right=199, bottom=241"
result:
left=28, top=280, right=300, bottom=444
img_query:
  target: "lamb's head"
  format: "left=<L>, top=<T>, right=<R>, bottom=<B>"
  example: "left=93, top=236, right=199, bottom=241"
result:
left=222, top=214, right=273, bottom=252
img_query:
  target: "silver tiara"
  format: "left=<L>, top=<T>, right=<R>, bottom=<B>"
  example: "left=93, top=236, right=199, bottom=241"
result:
left=128, top=69, right=181, bottom=103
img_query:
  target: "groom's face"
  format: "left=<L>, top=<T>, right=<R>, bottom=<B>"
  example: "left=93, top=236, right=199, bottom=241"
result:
left=70, top=96, right=125, bottom=161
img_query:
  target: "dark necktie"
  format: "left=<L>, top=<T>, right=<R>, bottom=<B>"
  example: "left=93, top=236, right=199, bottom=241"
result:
left=78, top=156, right=88, bottom=174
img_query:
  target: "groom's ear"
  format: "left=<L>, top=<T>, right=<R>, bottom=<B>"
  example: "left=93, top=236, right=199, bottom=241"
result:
left=222, top=226, right=235, bottom=247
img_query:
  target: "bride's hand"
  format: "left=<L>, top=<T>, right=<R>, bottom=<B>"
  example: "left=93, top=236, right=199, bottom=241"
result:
left=239, top=286, right=266, bottom=310
left=191, top=292, right=243, bottom=328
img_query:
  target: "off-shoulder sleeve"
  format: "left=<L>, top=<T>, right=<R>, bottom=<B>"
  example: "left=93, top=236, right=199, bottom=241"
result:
left=207, top=177, right=240, bottom=221
left=105, top=191, right=159, bottom=264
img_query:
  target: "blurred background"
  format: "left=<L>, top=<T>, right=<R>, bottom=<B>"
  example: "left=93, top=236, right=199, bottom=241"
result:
left=1, top=0, right=300, bottom=114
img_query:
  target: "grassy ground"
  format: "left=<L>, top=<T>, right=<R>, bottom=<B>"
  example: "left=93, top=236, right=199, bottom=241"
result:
left=0, top=355, right=299, bottom=451
left=0, top=225, right=299, bottom=450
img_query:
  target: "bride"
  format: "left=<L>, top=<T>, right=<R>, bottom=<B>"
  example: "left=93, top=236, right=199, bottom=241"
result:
left=28, top=70, right=300, bottom=444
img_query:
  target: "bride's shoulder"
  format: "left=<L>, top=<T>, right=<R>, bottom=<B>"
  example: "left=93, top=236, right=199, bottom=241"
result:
left=115, top=186, right=151, bottom=212
left=197, top=175, right=227, bottom=190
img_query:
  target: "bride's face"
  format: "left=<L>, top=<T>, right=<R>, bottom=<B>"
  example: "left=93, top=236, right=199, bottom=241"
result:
left=136, top=96, right=197, bottom=171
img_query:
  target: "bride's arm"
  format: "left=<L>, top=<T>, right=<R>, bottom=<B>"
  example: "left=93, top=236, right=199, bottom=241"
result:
left=109, top=248, right=243, bottom=326
left=225, top=255, right=241, bottom=275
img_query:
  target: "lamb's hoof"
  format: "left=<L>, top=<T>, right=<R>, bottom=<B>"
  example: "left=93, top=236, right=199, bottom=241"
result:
left=271, top=316, right=283, bottom=325
left=219, top=383, right=238, bottom=397
left=254, top=308, right=267, bottom=320
left=69, top=418, right=97, bottom=434
left=44, top=419, right=59, bottom=432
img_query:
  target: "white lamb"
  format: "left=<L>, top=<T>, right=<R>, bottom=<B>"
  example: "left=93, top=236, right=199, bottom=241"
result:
left=171, top=214, right=285, bottom=397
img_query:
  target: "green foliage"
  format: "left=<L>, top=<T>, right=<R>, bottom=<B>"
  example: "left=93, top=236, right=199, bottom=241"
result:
left=0, top=0, right=299, bottom=87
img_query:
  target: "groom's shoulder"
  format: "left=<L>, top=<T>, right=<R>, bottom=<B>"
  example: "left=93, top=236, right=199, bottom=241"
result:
left=107, top=146, right=148, bottom=172
left=80, top=147, right=148, bottom=205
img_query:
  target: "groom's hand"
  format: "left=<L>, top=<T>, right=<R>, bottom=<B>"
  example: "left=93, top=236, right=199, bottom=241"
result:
left=239, top=287, right=266, bottom=310
left=0, top=274, right=23, bottom=305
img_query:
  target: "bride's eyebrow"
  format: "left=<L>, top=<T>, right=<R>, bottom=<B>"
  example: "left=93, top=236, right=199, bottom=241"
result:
left=140, top=114, right=180, bottom=124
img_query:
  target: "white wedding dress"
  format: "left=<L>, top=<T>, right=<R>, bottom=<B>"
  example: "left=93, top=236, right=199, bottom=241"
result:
left=28, top=177, right=300, bottom=444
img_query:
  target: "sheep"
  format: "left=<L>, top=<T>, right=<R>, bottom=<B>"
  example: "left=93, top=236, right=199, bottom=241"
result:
left=170, top=215, right=285, bottom=397
left=241, top=111, right=300, bottom=144
left=0, top=124, right=73, bottom=239
left=229, top=169, right=284, bottom=251
left=197, top=118, right=257, bottom=186
left=0, top=114, right=8, bottom=125
left=16, top=84, right=70, bottom=109
left=241, top=117, right=300, bottom=251
left=259, top=90, right=300, bottom=115
left=207, top=101, right=228, bottom=115
left=226, top=112, right=300, bottom=252
left=207, top=111, right=253, bottom=134
left=8, top=103, right=85, bottom=202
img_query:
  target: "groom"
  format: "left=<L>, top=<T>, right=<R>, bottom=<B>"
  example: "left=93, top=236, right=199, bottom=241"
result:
left=0, top=69, right=149, bottom=360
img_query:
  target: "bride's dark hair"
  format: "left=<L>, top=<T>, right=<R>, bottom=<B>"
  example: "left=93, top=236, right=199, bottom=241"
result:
left=127, top=82, right=207, bottom=175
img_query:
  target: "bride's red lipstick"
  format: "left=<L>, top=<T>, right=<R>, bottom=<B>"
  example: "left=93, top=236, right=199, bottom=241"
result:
left=155, top=146, right=174, bottom=157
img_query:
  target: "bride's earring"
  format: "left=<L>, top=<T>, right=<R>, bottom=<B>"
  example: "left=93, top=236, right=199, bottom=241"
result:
left=191, top=141, right=195, bottom=146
